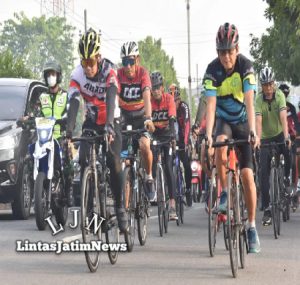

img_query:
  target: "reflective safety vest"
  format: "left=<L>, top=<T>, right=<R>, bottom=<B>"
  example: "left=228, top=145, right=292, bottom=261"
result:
left=39, top=90, right=68, bottom=139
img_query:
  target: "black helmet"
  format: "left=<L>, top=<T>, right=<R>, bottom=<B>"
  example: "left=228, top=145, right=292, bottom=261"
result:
left=278, top=83, right=290, bottom=97
left=78, top=28, right=101, bottom=59
left=43, top=60, right=62, bottom=85
left=150, top=71, right=164, bottom=89
left=216, top=22, right=239, bottom=50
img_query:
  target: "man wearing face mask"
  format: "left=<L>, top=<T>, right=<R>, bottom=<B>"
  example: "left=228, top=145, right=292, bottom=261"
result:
left=25, top=60, right=73, bottom=206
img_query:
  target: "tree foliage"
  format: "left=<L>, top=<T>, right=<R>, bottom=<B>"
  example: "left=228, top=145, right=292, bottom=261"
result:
left=250, top=0, right=300, bottom=85
left=138, top=36, right=196, bottom=119
left=0, top=49, right=33, bottom=78
left=0, top=12, right=75, bottom=88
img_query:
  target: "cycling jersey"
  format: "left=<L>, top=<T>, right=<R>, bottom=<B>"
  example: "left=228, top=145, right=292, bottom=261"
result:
left=68, top=58, right=120, bottom=125
left=255, top=89, right=286, bottom=139
left=117, top=66, right=151, bottom=112
left=177, top=100, right=191, bottom=147
left=151, top=92, right=176, bottom=133
left=203, top=54, right=256, bottom=124
left=286, top=101, right=300, bottom=137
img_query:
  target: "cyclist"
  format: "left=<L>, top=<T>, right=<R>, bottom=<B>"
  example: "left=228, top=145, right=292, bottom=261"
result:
left=204, top=22, right=260, bottom=253
left=117, top=41, right=156, bottom=201
left=279, top=83, right=300, bottom=209
left=66, top=28, right=127, bottom=233
left=24, top=60, right=73, bottom=206
left=174, top=87, right=193, bottom=206
left=255, top=67, right=291, bottom=226
left=193, top=89, right=207, bottom=131
left=150, top=71, right=177, bottom=220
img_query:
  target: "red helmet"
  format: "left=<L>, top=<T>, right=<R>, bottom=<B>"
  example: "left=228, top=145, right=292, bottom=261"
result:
left=216, top=23, right=239, bottom=50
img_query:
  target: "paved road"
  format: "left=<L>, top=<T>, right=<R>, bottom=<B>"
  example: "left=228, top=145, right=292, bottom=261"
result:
left=0, top=202, right=300, bottom=285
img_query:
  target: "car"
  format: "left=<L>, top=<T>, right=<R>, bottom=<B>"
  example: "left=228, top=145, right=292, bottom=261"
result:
left=0, top=78, right=47, bottom=219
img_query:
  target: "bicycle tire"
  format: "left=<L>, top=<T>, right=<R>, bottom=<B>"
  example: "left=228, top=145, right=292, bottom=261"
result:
left=164, top=203, right=169, bottom=233
left=227, top=171, right=239, bottom=278
left=104, top=181, right=119, bottom=265
left=270, top=167, right=279, bottom=239
left=123, top=166, right=135, bottom=252
left=81, top=166, right=101, bottom=273
left=208, top=168, right=218, bottom=257
left=137, top=175, right=148, bottom=246
left=156, top=164, right=165, bottom=237
left=238, top=184, right=247, bottom=269
left=179, top=168, right=185, bottom=224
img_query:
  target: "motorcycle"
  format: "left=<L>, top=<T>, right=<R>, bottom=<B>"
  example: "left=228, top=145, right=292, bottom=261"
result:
left=30, top=117, right=68, bottom=230
left=190, top=159, right=202, bottom=203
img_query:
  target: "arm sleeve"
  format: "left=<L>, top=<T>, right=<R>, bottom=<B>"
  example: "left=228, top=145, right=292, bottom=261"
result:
left=106, top=85, right=117, bottom=126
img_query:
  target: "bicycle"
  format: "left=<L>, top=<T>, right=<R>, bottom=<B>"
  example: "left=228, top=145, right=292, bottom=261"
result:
left=72, top=129, right=119, bottom=272
left=211, top=138, right=249, bottom=278
left=121, top=126, right=149, bottom=251
left=173, top=148, right=186, bottom=226
left=204, top=142, right=229, bottom=257
left=260, top=141, right=287, bottom=239
left=152, top=137, right=173, bottom=236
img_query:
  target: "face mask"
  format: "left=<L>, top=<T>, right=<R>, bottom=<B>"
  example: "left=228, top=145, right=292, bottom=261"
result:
left=47, top=75, right=57, bottom=87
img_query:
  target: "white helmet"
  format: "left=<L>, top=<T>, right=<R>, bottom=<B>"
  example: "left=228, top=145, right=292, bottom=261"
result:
left=120, top=41, right=139, bottom=58
left=260, top=67, right=275, bottom=84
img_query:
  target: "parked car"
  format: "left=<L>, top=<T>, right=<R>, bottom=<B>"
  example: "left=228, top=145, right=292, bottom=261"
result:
left=0, top=78, right=47, bottom=219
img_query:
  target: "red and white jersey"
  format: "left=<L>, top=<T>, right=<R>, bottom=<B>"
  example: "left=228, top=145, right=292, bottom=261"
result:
left=68, top=58, right=120, bottom=125
left=117, top=66, right=151, bottom=112
left=151, top=92, right=176, bottom=130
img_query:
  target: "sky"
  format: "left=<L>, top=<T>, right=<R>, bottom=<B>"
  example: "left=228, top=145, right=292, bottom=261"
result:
left=0, top=0, right=272, bottom=89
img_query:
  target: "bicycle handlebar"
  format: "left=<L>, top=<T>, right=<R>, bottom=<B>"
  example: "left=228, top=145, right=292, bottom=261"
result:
left=212, top=139, right=249, bottom=148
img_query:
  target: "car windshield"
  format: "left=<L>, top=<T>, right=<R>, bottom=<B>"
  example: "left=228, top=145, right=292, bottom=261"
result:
left=0, top=85, right=26, bottom=120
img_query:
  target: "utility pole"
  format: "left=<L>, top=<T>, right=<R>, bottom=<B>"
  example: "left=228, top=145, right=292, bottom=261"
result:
left=186, top=0, right=192, bottom=109
left=84, top=9, right=87, bottom=33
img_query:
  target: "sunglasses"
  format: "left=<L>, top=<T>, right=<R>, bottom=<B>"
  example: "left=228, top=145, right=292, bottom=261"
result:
left=122, top=57, right=135, bottom=67
left=152, top=85, right=162, bottom=91
left=81, top=57, right=98, bottom=68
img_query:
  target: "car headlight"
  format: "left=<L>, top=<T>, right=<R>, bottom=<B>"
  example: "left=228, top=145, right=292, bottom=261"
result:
left=0, top=135, right=17, bottom=150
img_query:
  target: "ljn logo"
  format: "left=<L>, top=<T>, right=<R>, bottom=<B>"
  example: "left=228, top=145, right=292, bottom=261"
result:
left=45, top=209, right=105, bottom=236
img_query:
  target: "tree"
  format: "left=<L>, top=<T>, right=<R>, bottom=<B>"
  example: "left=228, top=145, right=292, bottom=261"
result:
left=0, top=12, right=75, bottom=88
left=250, top=0, right=300, bottom=85
left=0, top=49, right=33, bottom=78
left=138, top=36, right=196, bottom=119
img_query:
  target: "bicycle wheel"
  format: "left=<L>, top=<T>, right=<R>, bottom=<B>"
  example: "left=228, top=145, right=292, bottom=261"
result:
left=179, top=168, right=185, bottom=224
left=164, top=202, right=169, bottom=233
left=270, top=167, right=279, bottom=239
left=156, top=164, right=165, bottom=237
left=123, top=166, right=135, bottom=252
left=208, top=168, right=218, bottom=257
left=227, top=171, right=239, bottom=278
left=81, top=166, right=101, bottom=273
left=238, top=184, right=247, bottom=269
left=104, top=182, right=119, bottom=265
left=137, top=175, right=148, bottom=246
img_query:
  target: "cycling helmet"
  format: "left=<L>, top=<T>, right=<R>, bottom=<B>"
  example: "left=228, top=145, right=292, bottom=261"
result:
left=278, top=83, right=290, bottom=97
left=259, top=67, right=275, bottom=84
left=168, top=83, right=180, bottom=97
left=169, top=84, right=180, bottom=100
left=120, top=41, right=139, bottom=58
left=78, top=28, right=101, bottom=59
left=43, top=60, right=62, bottom=85
left=150, top=71, right=163, bottom=88
left=216, top=22, right=239, bottom=50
